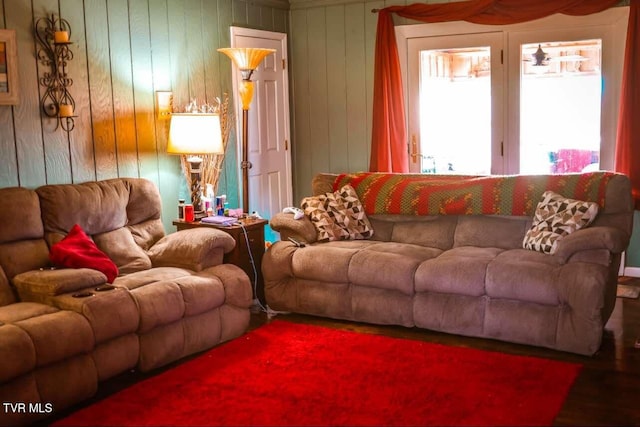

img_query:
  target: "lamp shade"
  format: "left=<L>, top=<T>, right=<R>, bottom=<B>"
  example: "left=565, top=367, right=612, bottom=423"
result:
left=217, top=47, right=275, bottom=71
left=167, top=113, right=224, bottom=155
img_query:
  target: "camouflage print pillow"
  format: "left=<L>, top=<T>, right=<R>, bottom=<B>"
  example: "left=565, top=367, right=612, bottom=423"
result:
left=301, top=185, right=374, bottom=242
left=523, top=190, right=599, bottom=255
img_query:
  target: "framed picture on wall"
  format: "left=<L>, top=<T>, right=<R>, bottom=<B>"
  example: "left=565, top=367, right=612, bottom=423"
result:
left=0, top=29, right=19, bottom=105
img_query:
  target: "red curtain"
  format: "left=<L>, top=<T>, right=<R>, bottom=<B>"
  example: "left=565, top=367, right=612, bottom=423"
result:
left=615, top=0, right=640, bottom=210
left=371, top=0, right=637, bottom=207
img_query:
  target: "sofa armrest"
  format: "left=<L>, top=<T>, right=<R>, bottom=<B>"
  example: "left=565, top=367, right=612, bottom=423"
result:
left=554, top=226, right=629, bottom=263
left=263, top=240, right=298, bottom=283
left=13, top=268, right=107, bottom=301
left=270, top=212, right=318, bottom=243
left=199, top=264, right=252, bottom=309
left=148, top=228, right=236, bottom=271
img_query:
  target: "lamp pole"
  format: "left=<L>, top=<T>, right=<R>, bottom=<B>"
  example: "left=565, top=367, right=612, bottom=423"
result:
left=238, top=71, right=255, bottom=215
left=241, top=107, right=250, bottom=214
left=218, top=47, right=275, bottom=215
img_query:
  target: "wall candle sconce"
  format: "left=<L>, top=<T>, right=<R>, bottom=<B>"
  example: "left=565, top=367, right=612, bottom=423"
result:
left=156, top=91, right=174, bottom=120
left=35, top=14, right=76, bottom=132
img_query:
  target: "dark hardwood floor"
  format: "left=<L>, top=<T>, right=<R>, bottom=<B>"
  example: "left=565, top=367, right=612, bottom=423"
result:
left=43, top=278, right=640, bottom=426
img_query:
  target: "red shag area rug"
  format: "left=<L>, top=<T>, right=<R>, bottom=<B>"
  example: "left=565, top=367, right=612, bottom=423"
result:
left=55, top=320, right=581, bottom=426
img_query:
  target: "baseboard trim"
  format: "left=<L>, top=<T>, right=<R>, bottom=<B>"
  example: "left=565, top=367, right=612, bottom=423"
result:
left=624, top=267, right=640, bottom=278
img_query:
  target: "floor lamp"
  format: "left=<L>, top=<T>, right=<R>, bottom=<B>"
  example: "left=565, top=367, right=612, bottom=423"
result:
left=167, top=113, right=224, bottom=218
left=218, top=47, right=275, bottom=214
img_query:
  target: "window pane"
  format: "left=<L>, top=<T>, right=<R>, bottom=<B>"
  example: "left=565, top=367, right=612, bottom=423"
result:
left=419, top=47, right=491, bottom=175
left=519, top=40, right=602, bottom=174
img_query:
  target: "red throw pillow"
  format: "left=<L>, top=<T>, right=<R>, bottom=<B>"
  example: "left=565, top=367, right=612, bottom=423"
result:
left=49, top=224, right=119, bottom=283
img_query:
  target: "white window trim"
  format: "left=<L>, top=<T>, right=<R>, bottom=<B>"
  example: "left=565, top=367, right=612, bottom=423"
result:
left=396, top=7, right=629, bottom=175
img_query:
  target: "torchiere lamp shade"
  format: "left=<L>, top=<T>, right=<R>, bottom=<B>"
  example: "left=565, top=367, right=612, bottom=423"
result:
left=217, top=48, right=276, bottom=110
left=217, top=47, right=275, bottom=73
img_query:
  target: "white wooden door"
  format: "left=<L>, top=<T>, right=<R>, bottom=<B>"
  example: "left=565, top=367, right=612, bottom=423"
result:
left=405, top=32, right=504, bottom=174
left=230, top=27, right=292, bottom=221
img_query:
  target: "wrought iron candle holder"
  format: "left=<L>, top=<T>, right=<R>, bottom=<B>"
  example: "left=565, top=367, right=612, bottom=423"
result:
left=35, top=14, right=76, bottom=132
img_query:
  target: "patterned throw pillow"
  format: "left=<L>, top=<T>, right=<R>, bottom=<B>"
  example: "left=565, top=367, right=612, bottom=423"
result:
left=301, top=184, right=374, bottom=242
left=522, top=191, right=599, bottom=255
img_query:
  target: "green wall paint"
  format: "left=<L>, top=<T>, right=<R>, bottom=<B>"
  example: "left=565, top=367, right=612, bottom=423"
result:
left=0, top=0, right=288, bottom=233
left=627, top=212, right=640, bottom=268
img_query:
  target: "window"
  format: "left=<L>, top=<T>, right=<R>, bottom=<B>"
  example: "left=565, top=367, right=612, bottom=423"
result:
left=519, top=40, right=602, bottom=174
left=398, top=8, right=628, bottom=175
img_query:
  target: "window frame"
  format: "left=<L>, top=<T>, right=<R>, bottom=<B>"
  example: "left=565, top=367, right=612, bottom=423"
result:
left=396, top=7, right=629, bottom=175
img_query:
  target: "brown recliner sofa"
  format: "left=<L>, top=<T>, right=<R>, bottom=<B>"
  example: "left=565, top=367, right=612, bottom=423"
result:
left=264, top=172, right=633, bottom=356
left=0, top=178, right=252, bottom=426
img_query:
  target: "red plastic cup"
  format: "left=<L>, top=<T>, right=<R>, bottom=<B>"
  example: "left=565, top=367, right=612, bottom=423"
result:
left=184, top=204, right=195, bottom=222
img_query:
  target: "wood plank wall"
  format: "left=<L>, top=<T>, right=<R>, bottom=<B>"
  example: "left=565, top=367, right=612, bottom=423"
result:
left=290, top=0, right=374, bottom=200
left=289, top=0, right=431, bottom=201
left=0, top=0, right=289, bottom=233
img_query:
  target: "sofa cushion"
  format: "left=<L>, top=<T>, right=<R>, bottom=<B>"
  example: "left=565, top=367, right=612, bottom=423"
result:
left=113, top=267, right=193, bottom=290
left=291, top=241, right=376, bottom=283
left=0, top=266, right=15, bottom=306
left=49, top=224, right=119, bottom=283
left=454, top=215, right=530, bottom=249
left=301, top=184, right=373, bottom=242
left=0, top=239, right=51, bottom=280
left=523, top=191, right=599, bottom=254
left=391, top=216, right=457, bottom=250
left=173, top=274, right=226, bottom=317
left=0, top=301, right=58, bottom=323
left=51, top=288, right=140, bottom=343
left=128, top=219, right=166, bottom=251
left=485, top=249, right=563, bottom=305
left=130, top=281, right=186, bottom=333
left=348, top=243, right=440, bottom=295
left=0, top=323, right=36, bottom=382
left=13, top=310, right=94, bottom=366
left=415, top=246, right=504, bottom=296
left=124, top=178, right=162, bottom=225
left=93, top=227, right=152, bottom=274
left=0, top=187, right=43, bottom=244
left=37, top=180, right=130, bottom=237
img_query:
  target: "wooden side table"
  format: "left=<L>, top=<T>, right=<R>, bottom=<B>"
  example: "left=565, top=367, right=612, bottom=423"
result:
left=173, top=218, right=268, bottom=304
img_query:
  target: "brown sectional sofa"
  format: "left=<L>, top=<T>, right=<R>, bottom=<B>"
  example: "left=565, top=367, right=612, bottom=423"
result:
left=0, top=178, right=252, bottom=426
left=264, top=172, right=634, bottom=356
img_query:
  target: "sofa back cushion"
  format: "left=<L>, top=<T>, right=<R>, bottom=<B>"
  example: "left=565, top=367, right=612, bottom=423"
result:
left=123, top=178, right=165, bottom=250
left=37, top=179, right=130, bottom=240
left=454, top=215, right=531, bottom=249
left=368, top=214, right=531, bottom=250
left=36, top=178, right=163, bottom=274
left=0, top=266, right=16, bottom=306
left=93, top=227, right=151, bottom=273
left=0, top=187, right=51, bottom=284
left=389, top=215, right=457, bottom=250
